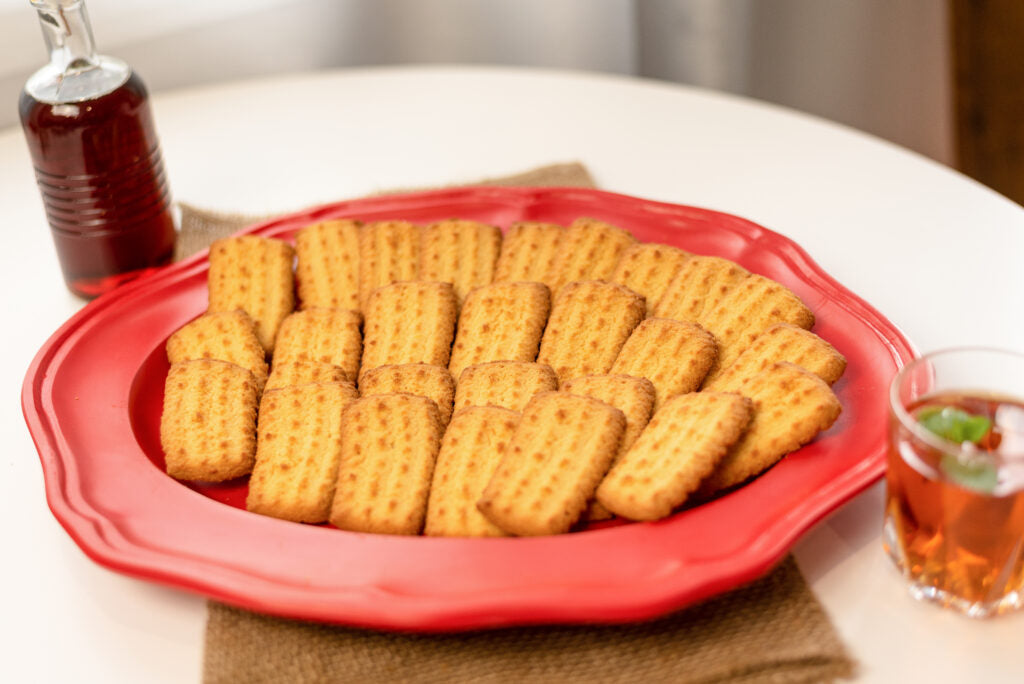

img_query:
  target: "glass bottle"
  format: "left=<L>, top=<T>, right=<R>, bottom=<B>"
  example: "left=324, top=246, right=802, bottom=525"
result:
left=19, top=0, right=176, bottom=299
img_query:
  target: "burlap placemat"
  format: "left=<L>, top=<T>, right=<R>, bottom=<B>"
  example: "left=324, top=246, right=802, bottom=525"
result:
left=178, top=162, right=855, bottom=684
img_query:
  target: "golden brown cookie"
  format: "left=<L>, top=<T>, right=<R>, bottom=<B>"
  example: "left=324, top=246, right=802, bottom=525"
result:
left=596, top=392, right=753, bottom=520
left=652, top=255, right=749, bottom=323
left=165, top=310, right=268, bottom=393
left=448, top=281, right=551, bottom=381
left=358, top=220, right=422, bottom=308
left=294, top=218, right=362, bottom=312
left=546, top=218, right=636, bottom=295
left=536, top=280, right=646, bottom=383
left=419, top=219, right=502, bottom=304
left=359, top=363, right=456, bottom=427
left=478, top=392, right=626, bottom=536
left=160, top=359, right=259, bottom=482
left=264, top=359, right=350, bottom=392
left=610, top=243, right=691, bottom=315
left=701, top=362, right=842, bottom=493
left=329, top=394, right=444, bottom=535
left=493, top=221, right=564, bottom=291
left=246, top=382, right=360, bottom=523
left=424, top=406, right=520, bottom=537
left=453, top=361, right=560, bottom=413
left=273, top=308, right=363, bottom=381
left=207, top=235, right=295, bottom=353
left=705, top=323, right=847, bottom=392
left=610, top=318, right=719, bottom=409
left=360, top=281, right=459, bottom=380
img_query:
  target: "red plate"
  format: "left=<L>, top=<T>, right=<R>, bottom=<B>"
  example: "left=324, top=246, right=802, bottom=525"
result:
left=22, top=187, right=914, bottom=630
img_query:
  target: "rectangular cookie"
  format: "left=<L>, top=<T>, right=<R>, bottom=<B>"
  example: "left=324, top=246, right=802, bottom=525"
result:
left=652, top=255, right=749, bottom=323
left=546, top=218, right=636, bottom=295
left=246, top=381, right=360, bottom=523
left=160, top=359, right=259, bottom=482
left=700, top=362, right=843, bottom=494
left=493, top=221, right=564, bottom=290
left=610, top=318, right=719, bottom=410
left=294, top=218, right=362, bottom=312
left=329, top=394, right=444, bottom=535
left=704, top=323, right=847, bottom=393
left=264, top=359, right=350, bottom=392
left=359, top=363, right=456, bottom=427
left=610, top=243, right=691, bottom=315
left=596, top=392, right=753, bottom=521
left=453, top=361, right=559, bottom=413
left=448, top=281, right=551, bottom=381
left=536, top=280, right=646, bottom=383
left=424, top=406, right=520, bottom=537
left=477, top=392, right=626, bottom=536
left=358, top=220, right=422, bottom=308
left=419, top=219, right=503, bottom=304
left=207, top=235, right=295, bottom=353
left=166, top=310, right=268, bottom=393
left=360, top=281, right=459, bottom=380
left=273, top=308, right=363, bottom=381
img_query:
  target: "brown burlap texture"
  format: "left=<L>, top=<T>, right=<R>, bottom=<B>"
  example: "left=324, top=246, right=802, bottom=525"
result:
left=178, top=162, right=855, bottom=684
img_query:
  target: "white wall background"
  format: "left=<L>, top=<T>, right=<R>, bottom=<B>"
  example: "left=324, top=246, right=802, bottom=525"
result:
left=1, top=0, right=952, bottom=165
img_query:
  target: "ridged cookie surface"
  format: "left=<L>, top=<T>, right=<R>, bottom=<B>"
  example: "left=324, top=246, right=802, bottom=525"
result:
left=329, top=394, right=444, bottom=535
left=294, top=219, right=362, bottom=312
left=420, top=219, right=502, bottom=304
left=653, top=255, right=749, bottom=323
left=448, top=281, right=551, bottom=381
left=273, top=308, right=363, bottom=381
left=597, top=392, right=753, bottom=520
left=264, top=359, right=350, bottom=392
left=360, top=281, right=459, bottom=380
left=246, top=382, right=360, bottom=523
left=546, top=218, right=636, bottom=295
left=358, top=220, right=422, bottom=308
left=425, top=406, right=520, bottom=537
left=537, top=280, right=646, bottom=383
left=453, top=361, right=559, bottom=413
left=359, top=363, right=456, bottom=427
left=610, top=243, right=691, bottom=315
left=207, top=235, right=295, bottom=353
left=166, top=310, right=268, bottom=393
left=493, top=221, right=564, bottom=290
left=160, top=359, right=259, bottom=482
left=478, top=392, right=626, bottom=536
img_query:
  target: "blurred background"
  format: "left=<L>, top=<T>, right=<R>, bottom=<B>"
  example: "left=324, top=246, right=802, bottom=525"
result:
left=2, top=0, right=1017, bottom=201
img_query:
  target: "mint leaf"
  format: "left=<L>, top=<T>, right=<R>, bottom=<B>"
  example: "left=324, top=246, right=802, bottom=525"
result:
left=940, top=453, right=998, bottom=494
left=917, top=406, right=992, bottom=444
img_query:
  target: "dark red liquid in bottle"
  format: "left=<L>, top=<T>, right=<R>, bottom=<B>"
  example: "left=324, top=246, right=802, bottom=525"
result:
left=19, top=72, right=176, bottom=299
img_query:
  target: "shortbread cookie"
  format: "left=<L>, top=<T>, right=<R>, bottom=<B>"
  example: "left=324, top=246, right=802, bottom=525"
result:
left=360, top=281, right=459, bottom=380
left=359, top=363, right=456, bottom=427
left=701, top=362, right=842, bottom=493
left=166, top=310, right=268, bottom=393
left=536, top=280, right=645, bottom=383
left=493, top=221, right=564, bottom=290
left=478, top=392, right=626, bottom=536
left=448, top=281, right=551, bottom=381
left=358, top=220, right=422, bottom=308
left=264, top=359, right=350, bottom=392
left=453, top=361, right=559, bottom=412
left=425, top=406, right=520, bottom=537
left=294, top=219, right=362, bottom=312
left=653, top=255, right=749, bottom=323
left=273, top=308, right=363, bottom=381
left=597, top=392, right=753, bottom=520
left=246, top=382, right=360, bottom=523
left=207, top=235, right=295, bottom=353
left=705, top=323, right=847, bottom=393
left=420, top=219, right=502, bottom=304
left=610, top=243, right=691, bottom=315
left=160, top=359, right=259, bottom=482
left=329, top=394, right=444, bottom=535
left=698, top=274, right=815, bottom=383
left=610, top=318, right=718, bottom=409
left=547, top=218, right=636, bottom=295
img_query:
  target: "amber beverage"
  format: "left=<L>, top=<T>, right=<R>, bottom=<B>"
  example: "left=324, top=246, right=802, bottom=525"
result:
left=884, top=348, right=1024, bottom=617
left=19, top=0, right=175, bottom=299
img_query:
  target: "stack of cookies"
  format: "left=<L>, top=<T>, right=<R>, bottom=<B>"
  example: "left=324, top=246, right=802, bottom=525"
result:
left=159, top=217, right=845, bottom=537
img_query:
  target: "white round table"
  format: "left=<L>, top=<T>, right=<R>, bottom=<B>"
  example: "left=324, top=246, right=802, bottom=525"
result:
left=3, top=66, right=1022, bottom=682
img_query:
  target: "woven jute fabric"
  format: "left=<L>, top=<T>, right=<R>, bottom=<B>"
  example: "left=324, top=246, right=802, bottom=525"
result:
left=178, top=162, right=855, bottom=684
